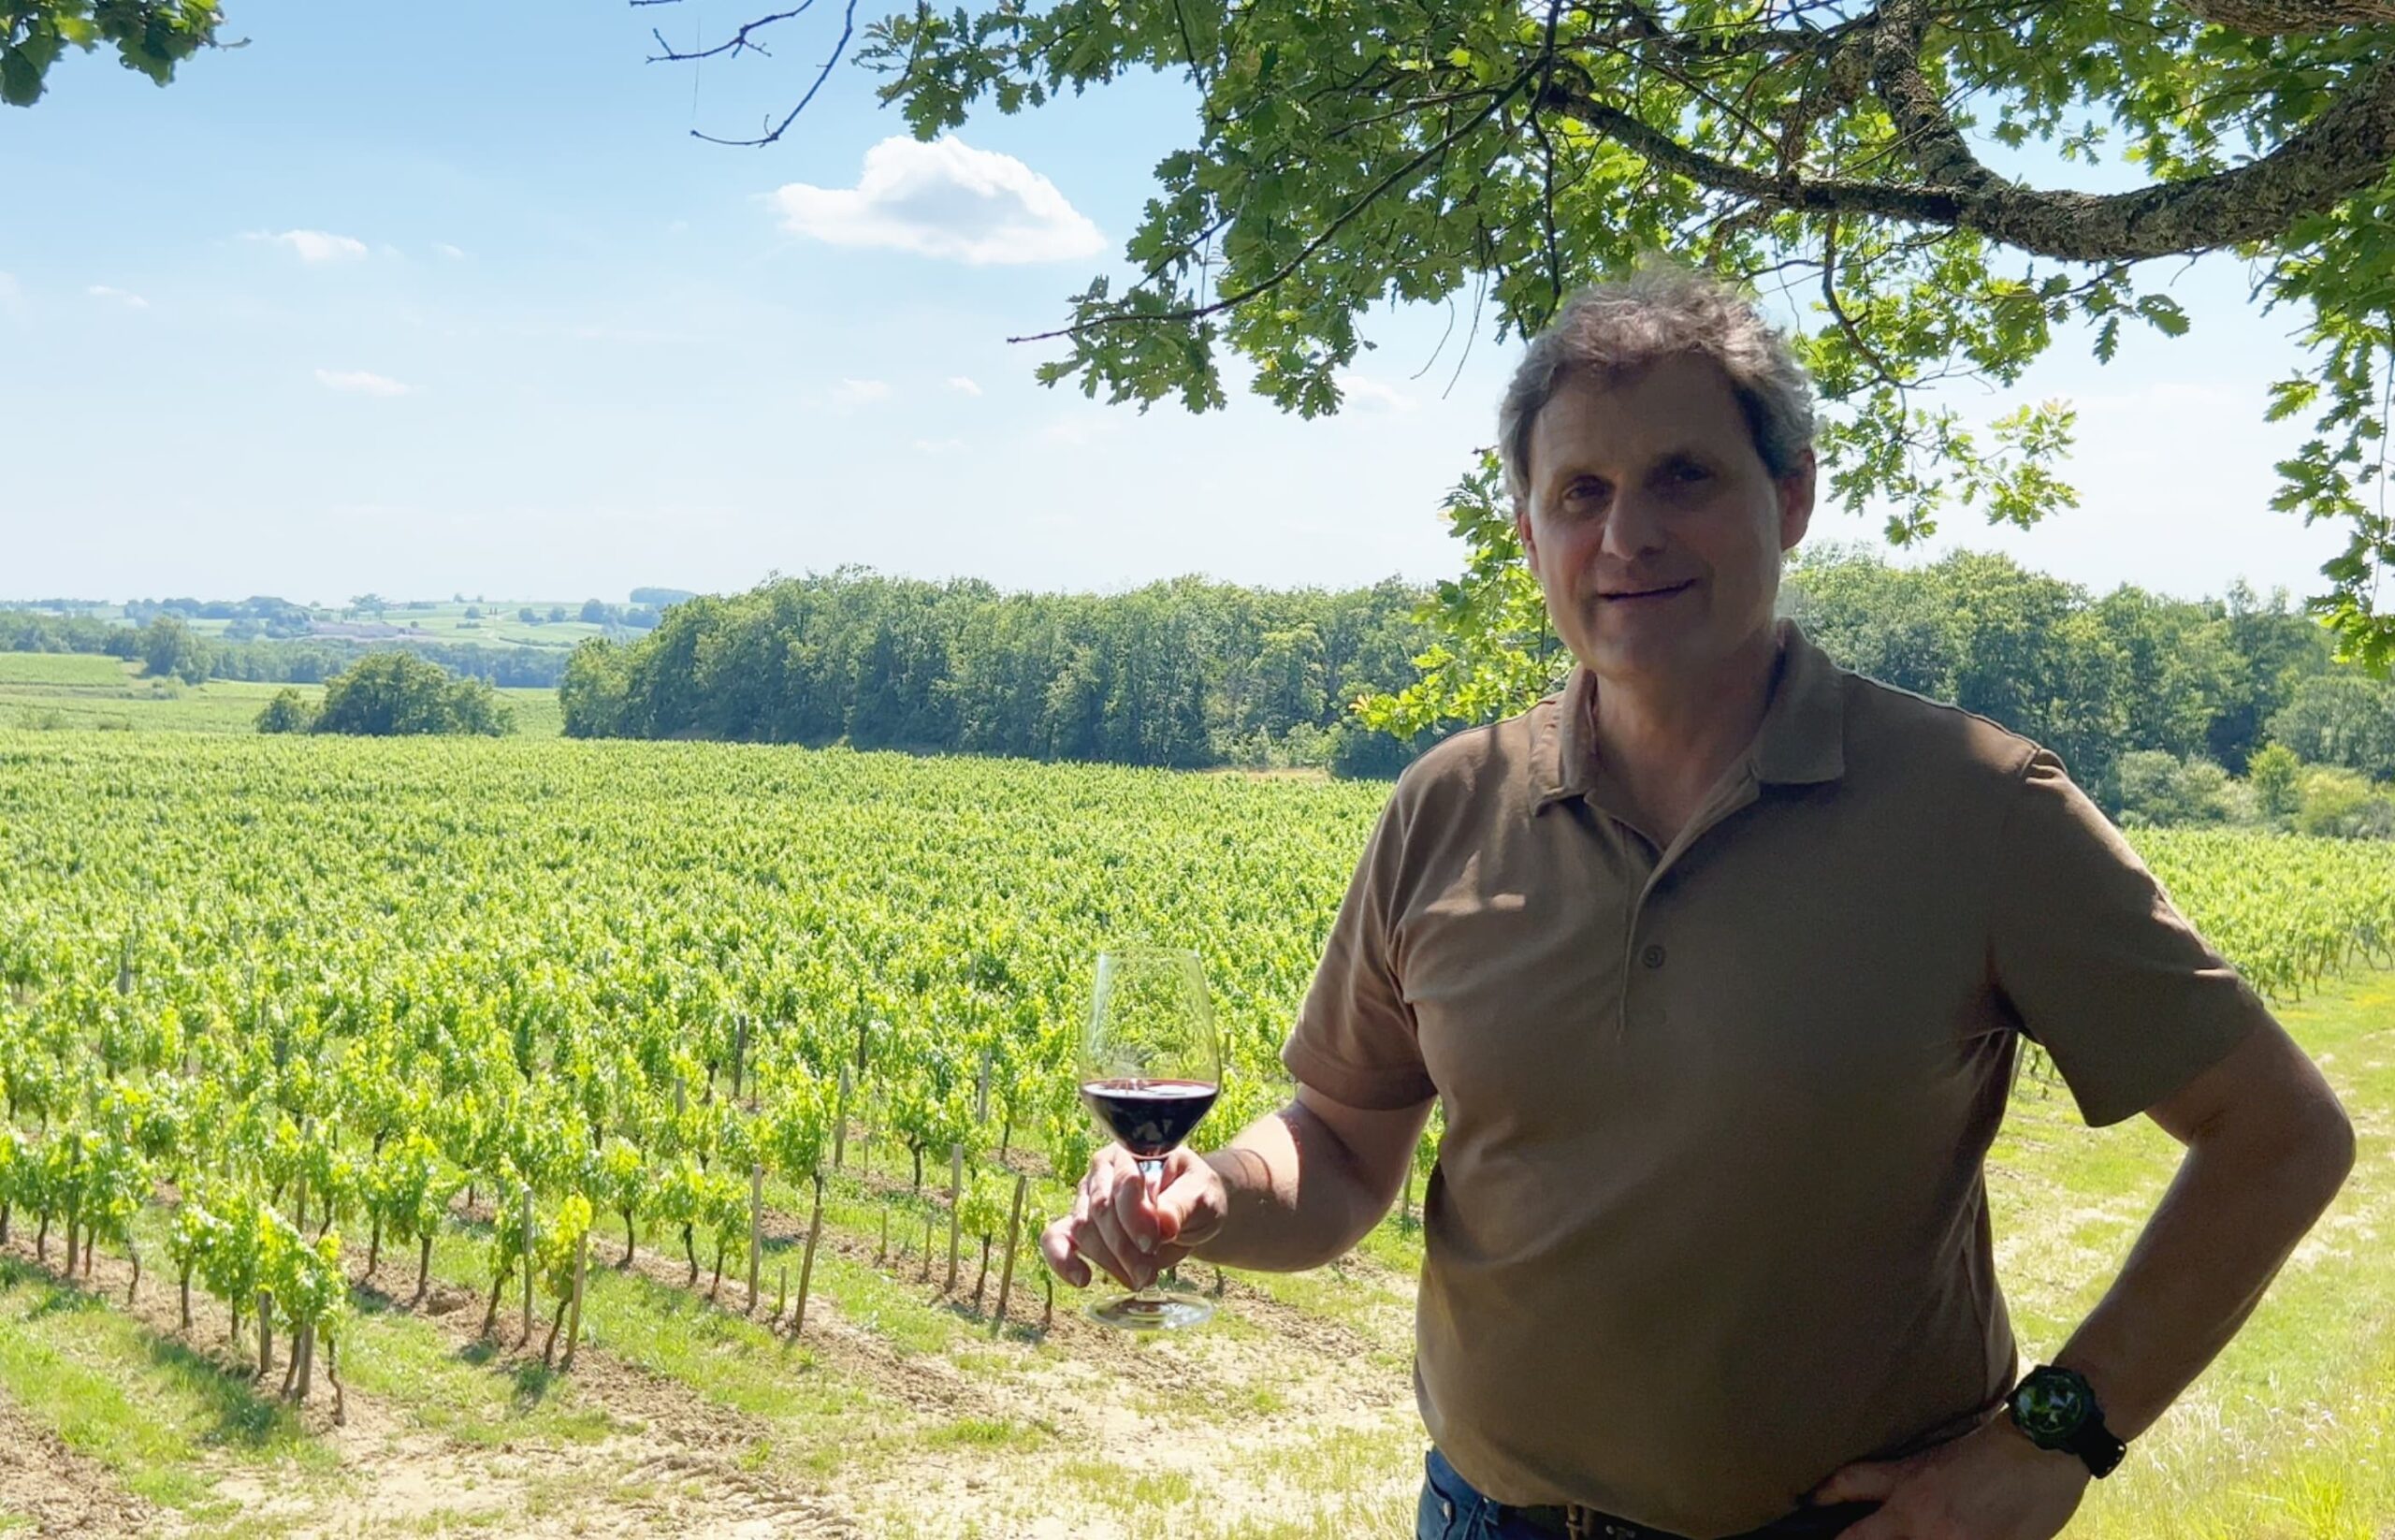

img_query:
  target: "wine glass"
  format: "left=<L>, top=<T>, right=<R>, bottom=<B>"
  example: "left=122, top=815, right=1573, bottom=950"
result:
left=1079, top=944, right=1222, bottom=1330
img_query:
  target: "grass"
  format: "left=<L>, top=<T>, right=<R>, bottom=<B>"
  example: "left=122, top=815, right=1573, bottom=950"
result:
left=0, top=1255, right=331, bottom=1523
left=0, top=652, right=561, bottom=737
left=1989, top=972, right=2395, bottom=1538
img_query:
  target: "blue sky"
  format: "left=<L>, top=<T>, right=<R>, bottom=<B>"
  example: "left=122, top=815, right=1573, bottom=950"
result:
left=0, top=0, right=2350, bottom=607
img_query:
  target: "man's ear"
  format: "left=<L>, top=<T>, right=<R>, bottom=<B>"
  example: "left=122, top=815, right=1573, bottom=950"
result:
left=1777, top=450, right=1817, bottom=553
left=1515, top=500, right=1537, bottom=565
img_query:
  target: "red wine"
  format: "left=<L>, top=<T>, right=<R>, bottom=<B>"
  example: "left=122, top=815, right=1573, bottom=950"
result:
left=1081, top=1078, right=1220, bottom=1157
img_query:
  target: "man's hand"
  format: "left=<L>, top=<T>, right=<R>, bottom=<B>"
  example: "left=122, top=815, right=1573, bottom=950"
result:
left=1806, top=1417, right=2088, bottom=1540
left=1040, top=1144, right=1228, bottom=1290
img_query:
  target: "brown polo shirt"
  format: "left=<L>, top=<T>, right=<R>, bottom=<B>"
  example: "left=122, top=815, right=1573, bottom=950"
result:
left=1283, top=619, right=2267, bottom=1539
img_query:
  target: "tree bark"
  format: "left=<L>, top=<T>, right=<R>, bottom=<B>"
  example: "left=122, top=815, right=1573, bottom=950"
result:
left=2180, top=0, right=2395, bottom=30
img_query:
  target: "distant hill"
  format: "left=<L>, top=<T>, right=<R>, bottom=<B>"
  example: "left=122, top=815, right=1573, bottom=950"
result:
left=629, top=587, right=698, bottom=606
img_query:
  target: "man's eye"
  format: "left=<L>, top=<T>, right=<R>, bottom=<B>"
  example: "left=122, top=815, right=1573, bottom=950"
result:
left=1565, top=478, right=1608, bottom=502
left=1669, top=462, right=1710, bottom=484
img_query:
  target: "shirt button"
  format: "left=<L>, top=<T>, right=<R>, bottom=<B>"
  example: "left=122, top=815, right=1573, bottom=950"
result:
left=1641, top=944, right=1666, bottom=969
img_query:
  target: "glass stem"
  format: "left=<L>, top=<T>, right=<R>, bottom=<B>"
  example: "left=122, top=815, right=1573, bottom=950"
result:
left=1134, top=1157, right=1168, bottom=1303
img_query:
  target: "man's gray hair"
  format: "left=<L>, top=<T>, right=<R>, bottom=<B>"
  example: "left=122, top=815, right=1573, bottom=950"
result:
left=1497, top=264, right=1816, bottom=508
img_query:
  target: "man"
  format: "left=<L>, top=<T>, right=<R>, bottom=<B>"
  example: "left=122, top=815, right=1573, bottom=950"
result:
left=1040, top=266, right=2358, bottom=1540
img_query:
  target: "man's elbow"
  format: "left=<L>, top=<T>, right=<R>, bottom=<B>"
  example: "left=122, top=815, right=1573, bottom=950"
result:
left=2247, top=1093, right=2358, bottom=1208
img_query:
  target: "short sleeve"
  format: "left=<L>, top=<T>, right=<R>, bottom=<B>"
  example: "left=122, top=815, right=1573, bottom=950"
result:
left=1282, top=793, right=1437, bottom=1111
left=1989, top=749, right=2269, bottom=1127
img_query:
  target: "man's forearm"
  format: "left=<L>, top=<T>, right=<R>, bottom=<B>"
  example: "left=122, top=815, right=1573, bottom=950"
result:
left=1190, top=1102, right=1391, bottom=1272
left=2054, top=1109, right=2355, bottom=1442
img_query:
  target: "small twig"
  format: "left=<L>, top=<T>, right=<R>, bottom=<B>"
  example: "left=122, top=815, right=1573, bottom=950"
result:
left=648, top=4, right=813, bottom=65
left=686, top=0, right=859, bottom=148
left=1821, top=212, right=1907, bottom=389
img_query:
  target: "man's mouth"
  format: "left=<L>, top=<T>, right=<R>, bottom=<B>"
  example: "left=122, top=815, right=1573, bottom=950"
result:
left=1600, top=580, right=1694, bottom=603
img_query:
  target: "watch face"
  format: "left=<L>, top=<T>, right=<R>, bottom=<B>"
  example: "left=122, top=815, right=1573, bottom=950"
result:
left=2013, top=1372, right=2091, bottom=1442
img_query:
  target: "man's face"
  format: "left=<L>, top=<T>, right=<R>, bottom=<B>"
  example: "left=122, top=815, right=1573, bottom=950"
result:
left=1516, top=354, right=1813, bottom=688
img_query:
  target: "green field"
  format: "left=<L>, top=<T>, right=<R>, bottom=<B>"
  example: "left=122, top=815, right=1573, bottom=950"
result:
left=0, top=733, right=2388, bottom=1537
left=27, top=601, right=624, bottom=651
left=0, top=652, right=562, bottom=737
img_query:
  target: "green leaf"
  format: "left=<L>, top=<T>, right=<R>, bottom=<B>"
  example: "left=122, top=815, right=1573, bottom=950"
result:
left=0, top=48, right=43, bottom=108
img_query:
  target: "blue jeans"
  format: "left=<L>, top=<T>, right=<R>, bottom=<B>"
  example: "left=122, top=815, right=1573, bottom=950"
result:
left=1415, top=1448, right=1878, bottom=1540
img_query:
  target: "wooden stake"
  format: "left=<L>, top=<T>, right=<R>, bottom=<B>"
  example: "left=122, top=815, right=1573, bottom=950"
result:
left=944, top=1145, right=963, bottom=1293
left=976, top=1051, right=991, bottom=1126
left=258, top=1290, right=273, bottom=1378
left=992, top=1173, right=1027, bottom=1333
left=746, top=1165, right=764, bottom=1315
left=833, top=1066, right=851, bottom=1170
left=791, top=1173, right=825, bottom=1341
left=561, top=1220, right=588, bottom=1370
left=520, top=1185, right=535, bottom=1346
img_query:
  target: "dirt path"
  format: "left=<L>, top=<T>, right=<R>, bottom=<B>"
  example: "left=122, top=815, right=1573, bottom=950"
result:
left=0, top=1394, right=156, bottom=1539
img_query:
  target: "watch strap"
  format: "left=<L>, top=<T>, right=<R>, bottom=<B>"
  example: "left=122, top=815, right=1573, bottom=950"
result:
left=2063, top=1417, right=2128, bottom=1479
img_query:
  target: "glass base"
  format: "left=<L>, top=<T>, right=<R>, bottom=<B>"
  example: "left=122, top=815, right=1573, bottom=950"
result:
left=1085, top=1290, right=1213, bottom=1331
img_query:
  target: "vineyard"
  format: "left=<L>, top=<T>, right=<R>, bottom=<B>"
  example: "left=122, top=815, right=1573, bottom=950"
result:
left=3, top=732, right=2394, bottom=1537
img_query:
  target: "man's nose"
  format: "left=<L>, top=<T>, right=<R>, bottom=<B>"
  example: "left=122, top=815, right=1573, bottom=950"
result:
left=1599, top=488, right=1668, bottom=561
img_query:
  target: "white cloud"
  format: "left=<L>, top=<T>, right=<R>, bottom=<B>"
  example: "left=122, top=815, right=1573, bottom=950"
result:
left=945, top=375, right=983, bottom=397
left=910, top=437, right=967, bottom=455
left=833, top=378, right=892, bottom=407
left=87, top=285, right=149, bottom=309
left=433, top=242, right=467, bottom=260
left=1335, top=370, right=1418, bottom=414
left=315, top=369, right=410, bottom=397
left=249, top=229, right=370, bottom=263
left=768, top=135, right=1106, bottom=266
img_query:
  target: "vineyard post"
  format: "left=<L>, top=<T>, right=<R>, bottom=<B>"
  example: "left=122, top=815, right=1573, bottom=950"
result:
left=791, top=1170, right=825, bottom=1341
left=833, top=1066, right=851, bottom=1170
left=561, top=1221, right=588, bottom=1372
left=520, top=1184, right=534, bottom=1345
left=258, top=1289, right=272, bottom=1378
left=992, top=1172, right=1027, bottom=1334
left=746, top=1164, right=763, bottom=1315
left=976, top=1051, right=991, bottom=1126
left=944, top=1145, right=963, bottom=1293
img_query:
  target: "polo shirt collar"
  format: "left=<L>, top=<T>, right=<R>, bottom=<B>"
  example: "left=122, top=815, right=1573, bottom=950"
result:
left=1530, top=617, right=1845, bottom=812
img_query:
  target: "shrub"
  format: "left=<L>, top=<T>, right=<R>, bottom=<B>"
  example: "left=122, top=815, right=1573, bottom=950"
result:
left=312, top=653, right=514, bottom=737
left=2117, top=750, right=2239, bottom=827
left=2296, top=766, right=2395, bottom=839
left=255, top=688, right=318, bottom=734
left=2247, top=743, right=2303, bottom=823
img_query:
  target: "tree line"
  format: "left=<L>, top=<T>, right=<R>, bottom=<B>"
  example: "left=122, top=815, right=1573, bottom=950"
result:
left=559, top=571, right=1433, bottom=776
left=26, top=554, right=2395, bottom=808
left=555, top=555, right=2395, bottom=805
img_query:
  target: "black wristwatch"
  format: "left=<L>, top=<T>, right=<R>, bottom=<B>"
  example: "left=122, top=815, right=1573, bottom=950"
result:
left=2006, top=1364, right=2127, bottom=1479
